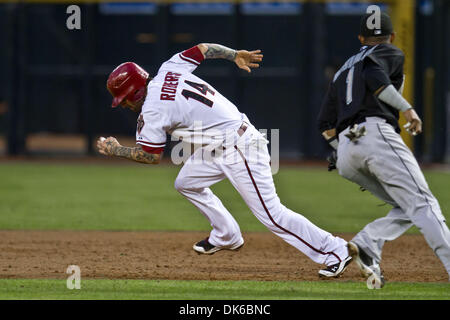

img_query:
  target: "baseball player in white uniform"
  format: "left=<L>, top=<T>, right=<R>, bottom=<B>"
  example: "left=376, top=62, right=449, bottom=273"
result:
left=98, top=43, right=352, bottom=278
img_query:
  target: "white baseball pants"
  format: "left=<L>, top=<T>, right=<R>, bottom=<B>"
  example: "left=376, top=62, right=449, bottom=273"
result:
left=174, top=125, right=348, bottom=266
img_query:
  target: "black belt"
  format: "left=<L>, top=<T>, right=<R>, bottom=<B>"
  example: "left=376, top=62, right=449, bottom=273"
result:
left=351, top=115, right=393, bottom=127
left=352, top=117, right=369, bottom=126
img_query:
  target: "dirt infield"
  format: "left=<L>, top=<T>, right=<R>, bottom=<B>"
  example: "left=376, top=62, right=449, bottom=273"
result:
left=0, top=231, right=447, bottom=282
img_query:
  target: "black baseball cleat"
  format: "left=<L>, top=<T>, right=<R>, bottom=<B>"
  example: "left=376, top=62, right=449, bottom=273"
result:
left=193, top=237, right=244, bottom=255
left=347, top=241, right=385, bottom=288
left=318, top=255, right=353, bottom=278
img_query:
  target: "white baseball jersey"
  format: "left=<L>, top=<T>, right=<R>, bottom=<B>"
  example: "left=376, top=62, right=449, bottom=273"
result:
left=133, top=46, right=350, bottom=268
left=136, top=46, right=249, bottom=154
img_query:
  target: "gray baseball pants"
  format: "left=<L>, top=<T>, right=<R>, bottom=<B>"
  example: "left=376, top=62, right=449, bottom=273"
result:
left=336, top=116, right=450, bottom=278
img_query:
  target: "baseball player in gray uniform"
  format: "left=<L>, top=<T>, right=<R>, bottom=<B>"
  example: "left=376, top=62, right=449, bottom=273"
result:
left=317, top=12, right=450, bottom=287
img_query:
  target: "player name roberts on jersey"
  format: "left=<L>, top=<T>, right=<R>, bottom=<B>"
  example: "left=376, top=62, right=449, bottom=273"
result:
left=160, top=72, right=181, bottom=101
left=136, top=46, right=250, bottom=154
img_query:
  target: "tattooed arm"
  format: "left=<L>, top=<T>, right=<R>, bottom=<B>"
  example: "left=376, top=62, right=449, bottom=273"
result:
left=97, top=137, right=161, bottom=165
left=197, top=43, right=263, bottom=73
left=198, top=43, right=237, bottom=61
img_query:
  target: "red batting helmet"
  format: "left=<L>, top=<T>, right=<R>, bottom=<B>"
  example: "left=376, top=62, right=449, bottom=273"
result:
left=106, top=62, right=149, bottom=108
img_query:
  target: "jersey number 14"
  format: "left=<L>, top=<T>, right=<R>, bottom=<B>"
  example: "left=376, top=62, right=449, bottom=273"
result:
left=182, top=80, right=215, bottom=108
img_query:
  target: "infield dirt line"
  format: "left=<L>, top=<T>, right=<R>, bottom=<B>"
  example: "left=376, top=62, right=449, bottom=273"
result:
left=0, top=231, right=447, bottom=282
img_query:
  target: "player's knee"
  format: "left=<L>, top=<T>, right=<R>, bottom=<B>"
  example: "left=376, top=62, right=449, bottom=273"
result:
left=174, top=177, right=185, bottom=192
left=174, top=176, right=193, bottom=193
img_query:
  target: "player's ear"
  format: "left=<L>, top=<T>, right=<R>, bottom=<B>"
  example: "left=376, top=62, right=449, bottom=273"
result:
left=389, top=33, right=396, bottom=43
left=358, top=35, right=364, bottom=45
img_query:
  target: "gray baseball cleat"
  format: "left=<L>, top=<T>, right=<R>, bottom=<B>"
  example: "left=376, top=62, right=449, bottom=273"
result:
left=318, top=255, right=353, bottom=278
left=347, top=241, right=385, bottom=288
left=193, top=237, right=244, bottom=255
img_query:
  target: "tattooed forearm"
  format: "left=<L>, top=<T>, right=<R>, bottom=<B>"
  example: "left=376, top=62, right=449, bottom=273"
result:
left=109, top=143, right=160, bottom=164
left=203, top=44, right=237, bottom=61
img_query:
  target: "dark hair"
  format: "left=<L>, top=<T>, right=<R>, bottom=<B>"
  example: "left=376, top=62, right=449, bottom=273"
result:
left=362, top=34, right=391, bottom=44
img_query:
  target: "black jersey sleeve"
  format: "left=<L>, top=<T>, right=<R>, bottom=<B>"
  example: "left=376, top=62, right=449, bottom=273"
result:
left=390, top=54, right=405, bottom=90
left=366, top=44, right=405, bottom=90
left=363, top=59, right=393, bottom=93
left=317, top=81, right=338, bottom=133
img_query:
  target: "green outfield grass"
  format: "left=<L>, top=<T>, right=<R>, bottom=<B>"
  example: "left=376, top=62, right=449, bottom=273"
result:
left=1, top=162, right=449, bottom=301
left=0, top=279, right=448, bottom=300
left=0, top=162, right=448, bottom=233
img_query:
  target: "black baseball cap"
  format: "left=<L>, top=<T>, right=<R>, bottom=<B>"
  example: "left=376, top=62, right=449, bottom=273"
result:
left=360, top=12, right=393, bottom=37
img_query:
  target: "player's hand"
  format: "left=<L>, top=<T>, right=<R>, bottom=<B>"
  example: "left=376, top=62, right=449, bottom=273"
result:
left=97, top=136, right=120, bottom=156
left=402, top=109, right=422, bottom=136
left=234, top=50, right=263, bottom=73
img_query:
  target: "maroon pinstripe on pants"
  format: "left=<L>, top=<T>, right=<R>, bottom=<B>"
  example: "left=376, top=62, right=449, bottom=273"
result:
left=234, top=146, right=341, bottom=263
